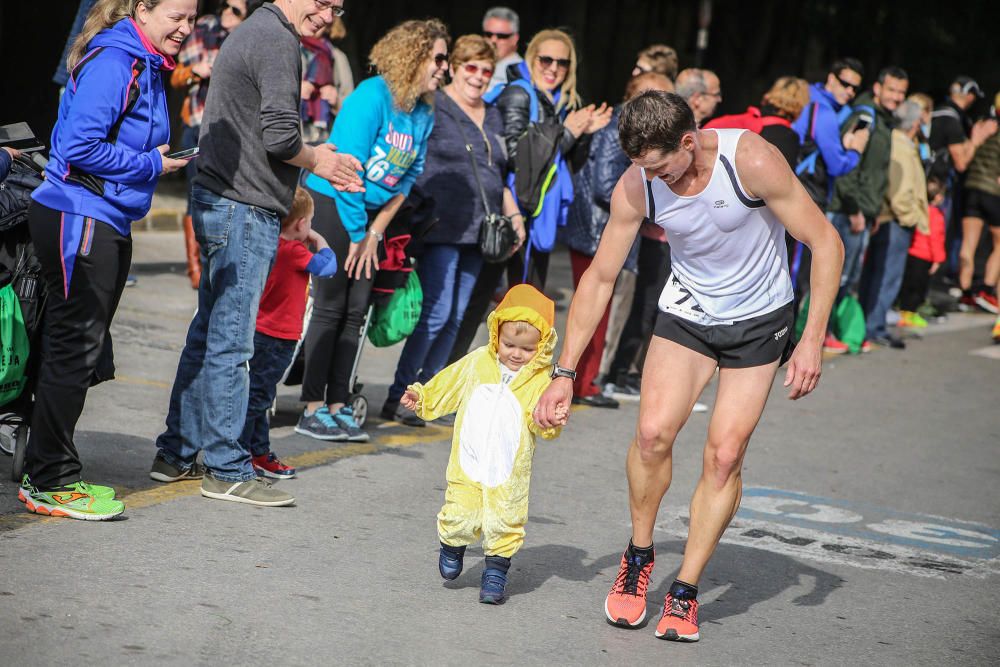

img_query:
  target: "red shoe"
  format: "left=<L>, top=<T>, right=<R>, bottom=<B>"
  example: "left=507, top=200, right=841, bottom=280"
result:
left=655, top=594, right=700, bottom=642
left=822, top=332, right=849, bottom=354
left=860, top=340, right=874, bottom=353
left=974, top=290, right=999, bottom=314
left=252, top=453, right=296, bottom=479
left=604, top=549, right=654, bottom=627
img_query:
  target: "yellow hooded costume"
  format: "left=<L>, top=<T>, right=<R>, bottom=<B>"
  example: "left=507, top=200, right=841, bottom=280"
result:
left=410, top=285, right=561, bottom=559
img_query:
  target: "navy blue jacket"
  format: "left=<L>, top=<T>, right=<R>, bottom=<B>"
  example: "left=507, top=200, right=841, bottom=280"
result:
left=417, top=91, right=508, bottom=246
left=561, top=106, right=638, bottom=271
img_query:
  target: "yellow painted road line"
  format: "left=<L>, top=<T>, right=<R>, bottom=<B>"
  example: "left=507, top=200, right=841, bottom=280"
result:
left=1, top=424, right=452, bottom=531
left=115, top=375, right=173, bottom=390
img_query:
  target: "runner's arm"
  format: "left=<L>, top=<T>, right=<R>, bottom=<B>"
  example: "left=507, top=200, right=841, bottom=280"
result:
left=737, top=132, right=844, bottom=399
left=534, top=166, right=645, bottom=428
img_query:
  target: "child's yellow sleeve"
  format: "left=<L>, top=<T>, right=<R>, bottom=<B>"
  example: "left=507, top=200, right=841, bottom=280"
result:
left=410, top=353, right=479, bottom=422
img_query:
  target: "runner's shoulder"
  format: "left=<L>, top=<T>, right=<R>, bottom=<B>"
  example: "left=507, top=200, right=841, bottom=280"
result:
left=734, top=131, right=792, bottom=196
left=610, top=164, right=647, bottom=218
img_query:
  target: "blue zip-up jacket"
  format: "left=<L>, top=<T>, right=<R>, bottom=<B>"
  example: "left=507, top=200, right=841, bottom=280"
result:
left=305, top=76, right=434, bottom=242
left=792, top=83, right=861, bottom=180
left=33, top=19, right=169, bottom=235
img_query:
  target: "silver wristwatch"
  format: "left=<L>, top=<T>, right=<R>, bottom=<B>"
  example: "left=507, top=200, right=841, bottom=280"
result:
left=369, top=229, right=384, bottom=242
left=551, top=364, right=577, bottom=381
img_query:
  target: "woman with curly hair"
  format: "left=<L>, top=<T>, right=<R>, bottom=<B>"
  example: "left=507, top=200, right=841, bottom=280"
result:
left=298, top=18, right=449, bottom=443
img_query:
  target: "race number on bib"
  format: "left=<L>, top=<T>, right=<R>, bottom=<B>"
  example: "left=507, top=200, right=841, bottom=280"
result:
left=657, top=273, right=733, bottom=325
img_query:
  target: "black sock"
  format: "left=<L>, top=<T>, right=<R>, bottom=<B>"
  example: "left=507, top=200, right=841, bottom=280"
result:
left=669, top=579, right=698, bottom=600
left=627, top=540, right=654, bottom=565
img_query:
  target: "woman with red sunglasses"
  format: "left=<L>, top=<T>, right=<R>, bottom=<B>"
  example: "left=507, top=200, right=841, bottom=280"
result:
left=382, top=34, right=525, bottom=426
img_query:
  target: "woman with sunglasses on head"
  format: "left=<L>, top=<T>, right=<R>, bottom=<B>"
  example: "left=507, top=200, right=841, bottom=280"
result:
left=298, top=19, right=449, bottom=443
left=170, top=0, right=246, bottom=289
left=382, top=34, right=526, bottom=426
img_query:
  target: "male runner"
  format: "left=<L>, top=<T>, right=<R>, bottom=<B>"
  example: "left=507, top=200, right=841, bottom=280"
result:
left=534, top=91, right=844, bottom=642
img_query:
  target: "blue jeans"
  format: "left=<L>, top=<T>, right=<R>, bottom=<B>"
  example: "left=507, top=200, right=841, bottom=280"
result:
left=859, top=220, right=913, bottom=339
left=828, top=211, right=870, bottom=298
left=240, top=332, right=297, bottom=457
left=387, top=244, right=483, bottom=402
left=155, top=185, right=280, bottom=482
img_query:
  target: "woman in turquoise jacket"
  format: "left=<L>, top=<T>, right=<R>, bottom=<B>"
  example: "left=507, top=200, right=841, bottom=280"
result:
left=297, top=19, right=449, bottom=443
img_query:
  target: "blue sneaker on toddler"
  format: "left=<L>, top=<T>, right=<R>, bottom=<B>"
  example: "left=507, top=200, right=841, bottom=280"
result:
left=439, top=543, right=466, bottom=580
left=479, top=555, right=511, bottom=605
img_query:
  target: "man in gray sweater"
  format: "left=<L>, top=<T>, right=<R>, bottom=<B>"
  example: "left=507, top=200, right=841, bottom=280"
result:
left=152, top=0, right=361, bottom=507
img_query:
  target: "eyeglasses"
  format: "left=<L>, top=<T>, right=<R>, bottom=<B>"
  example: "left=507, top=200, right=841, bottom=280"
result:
left=483, top=31, right=514, bottom=40
left=313, top=0, right=345, bottom=17
left=221, top=3, right=243, bottom=17
left=462, top=63, right=495, bottom=78
left=835, top=74, right=859, bottom=92
left=536, top=55, right=571, bottom=71
left=434, top=53, right=449, bottom=68
left=705, top=90, right=722, bottom=99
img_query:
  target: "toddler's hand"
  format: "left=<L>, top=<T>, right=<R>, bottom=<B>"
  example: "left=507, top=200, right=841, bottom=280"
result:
left=400, top=388, right=418, bottom=410
left=554, top=404, right=569, bottom=425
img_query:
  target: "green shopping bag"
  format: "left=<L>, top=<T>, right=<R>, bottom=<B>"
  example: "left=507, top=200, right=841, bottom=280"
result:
left=0, top=283, right=30, bottom=405
left=367, top=271, right=423, bottom=348
left=794, top=293, right=867, bottom=354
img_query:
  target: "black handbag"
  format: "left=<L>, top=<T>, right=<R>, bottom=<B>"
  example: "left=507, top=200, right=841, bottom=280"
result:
left=445, top=107, right=517, bottom=263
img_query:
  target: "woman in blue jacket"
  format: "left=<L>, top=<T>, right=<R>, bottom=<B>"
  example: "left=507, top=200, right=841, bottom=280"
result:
left=20, top=0, right=193, bottom=521
left=298, top=19, right=449, bottom=443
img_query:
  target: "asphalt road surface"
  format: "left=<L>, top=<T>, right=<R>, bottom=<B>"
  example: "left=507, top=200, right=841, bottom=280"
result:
left=1, top=232, right=997, bottom=665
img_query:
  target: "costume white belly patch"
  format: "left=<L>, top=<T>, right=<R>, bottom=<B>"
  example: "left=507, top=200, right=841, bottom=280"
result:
left=458, top=383, right=523, bottom=487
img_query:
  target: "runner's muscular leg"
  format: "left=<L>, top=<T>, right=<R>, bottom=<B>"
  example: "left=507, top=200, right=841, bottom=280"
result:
left=677, top=359, right=779, bottom=584
left=628, top=335, right=717, bottom=547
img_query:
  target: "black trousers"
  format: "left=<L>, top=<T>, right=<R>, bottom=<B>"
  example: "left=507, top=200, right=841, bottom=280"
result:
left=609, top=237, right=671, bottom=380
left=300, top=186, right=374, bottom=405
left=899, top=255, right=932, bottom=312
left=448, top=245, right=549, bottom=364
left=25, top=202, right=130, bottom=489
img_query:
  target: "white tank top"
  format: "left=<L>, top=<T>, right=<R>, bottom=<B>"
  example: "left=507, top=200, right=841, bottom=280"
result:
left=644, top=129, right=793, bottom=325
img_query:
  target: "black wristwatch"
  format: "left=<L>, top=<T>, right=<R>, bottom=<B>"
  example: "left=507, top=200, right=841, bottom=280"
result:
left=551, top=364, right=577, bottom=381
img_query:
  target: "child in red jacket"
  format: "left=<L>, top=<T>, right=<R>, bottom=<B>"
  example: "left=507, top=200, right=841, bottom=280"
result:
left=898, top=178, right=947, bottom=328
left=241, top=187, right=337, bottom=479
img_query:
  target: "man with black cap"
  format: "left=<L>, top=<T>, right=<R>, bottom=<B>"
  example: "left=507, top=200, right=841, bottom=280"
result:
left=929, top=76, right=998, bottom=180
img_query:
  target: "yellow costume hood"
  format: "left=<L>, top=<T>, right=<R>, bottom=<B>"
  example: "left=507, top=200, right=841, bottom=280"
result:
left=486, top=284, right=557, bottom=378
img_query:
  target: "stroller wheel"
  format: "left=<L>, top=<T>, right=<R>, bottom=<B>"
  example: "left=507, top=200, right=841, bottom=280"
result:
left=6, top=424, right=28, bottom=483
left=350, top=394, right=368, bottom=428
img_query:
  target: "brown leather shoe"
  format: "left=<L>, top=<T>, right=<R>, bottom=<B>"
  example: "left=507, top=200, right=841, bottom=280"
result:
left=182, top=214, right=201, bottom=289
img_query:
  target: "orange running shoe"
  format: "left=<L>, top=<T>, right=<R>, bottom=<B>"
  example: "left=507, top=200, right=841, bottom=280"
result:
left=604, top=549, right=654, bottom=627
left=655, top=594, right=700, bottom=641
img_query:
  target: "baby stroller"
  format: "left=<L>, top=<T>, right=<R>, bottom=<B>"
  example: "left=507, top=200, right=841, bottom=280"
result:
left=0, top=127, right=47, bottom=482
left=280, top=188, right=435, bottom=427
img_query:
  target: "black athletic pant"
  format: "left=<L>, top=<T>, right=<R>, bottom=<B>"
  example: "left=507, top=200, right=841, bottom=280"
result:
left=609, top=237, right=670, bottom=380
left=448, top=246, right=549, bottom=364
left=25, top=202, right=130, bottom=489
left=300, top=186, right=374, bottom=405
left=899, top=255, right=932, bottom=312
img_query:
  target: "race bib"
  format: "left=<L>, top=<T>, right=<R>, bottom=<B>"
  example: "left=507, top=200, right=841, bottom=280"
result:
left=657, top=273, right=733, bottom=326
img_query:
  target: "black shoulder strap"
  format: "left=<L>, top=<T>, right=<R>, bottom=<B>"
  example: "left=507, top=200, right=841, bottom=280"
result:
left=439, top=105, right=493, bottom=218
left=718, top=154, right=765, bottom=209
left=644, top=176, right=655, bottom=222
left=71, top=48, right=145, bottom=145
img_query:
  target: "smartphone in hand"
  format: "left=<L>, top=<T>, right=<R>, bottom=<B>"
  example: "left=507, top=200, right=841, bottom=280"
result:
left=166, top=147, right=199, bottom=160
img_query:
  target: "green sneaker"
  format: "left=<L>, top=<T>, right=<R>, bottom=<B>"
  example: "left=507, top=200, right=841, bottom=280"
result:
left=23, top=481, right=125, bottom=521
left=18, top=475, right=115, bottom=503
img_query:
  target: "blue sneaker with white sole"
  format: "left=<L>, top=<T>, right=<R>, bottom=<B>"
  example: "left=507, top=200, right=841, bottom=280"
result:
left=479, top=555, right=511, bottom=605
left=332, top=406, right=369, bottom=442
left=439, top=543, right=466, bottom=580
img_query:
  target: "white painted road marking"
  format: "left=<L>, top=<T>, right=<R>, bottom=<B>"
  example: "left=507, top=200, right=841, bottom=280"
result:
left=969, top=345, right=1000, bottom=360
left=653, top=487, right=1000, bottom=579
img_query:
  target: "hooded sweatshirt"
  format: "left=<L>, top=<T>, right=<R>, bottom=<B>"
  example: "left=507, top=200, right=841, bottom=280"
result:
left=32, top=18, right=171, bottom=234
left=792, top=83, right=861, bottom=182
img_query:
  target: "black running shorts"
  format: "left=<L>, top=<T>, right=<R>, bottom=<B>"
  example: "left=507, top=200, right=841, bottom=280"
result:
left=964, top=189, right=1000, bottom=227
left=653, top=302, right=796, bottom=368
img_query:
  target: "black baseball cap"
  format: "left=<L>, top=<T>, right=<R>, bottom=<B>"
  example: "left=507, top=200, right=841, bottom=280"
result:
left=954, top=76, right=984, bottom=98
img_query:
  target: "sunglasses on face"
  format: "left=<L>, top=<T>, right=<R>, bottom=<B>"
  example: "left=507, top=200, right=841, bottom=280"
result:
left=221, top=3, right=243, bottom=17
left=483, top=31, right=513, bottom=40
left=835, top=74, right=859, bottom=92
left=313, top=0, right=345, bottom=18
left=461, top=63, right=495, bottom=78
left=434, top=53, right=449, bottom=68
left=536, top=55, right=571, bottom=70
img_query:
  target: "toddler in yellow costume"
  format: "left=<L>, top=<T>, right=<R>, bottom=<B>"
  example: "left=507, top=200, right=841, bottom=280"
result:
left=401, top=284, right=565, bottom=604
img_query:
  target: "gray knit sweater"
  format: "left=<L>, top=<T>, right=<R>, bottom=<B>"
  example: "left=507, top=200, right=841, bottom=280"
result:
left=194, top=3, right=303, bottom=216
